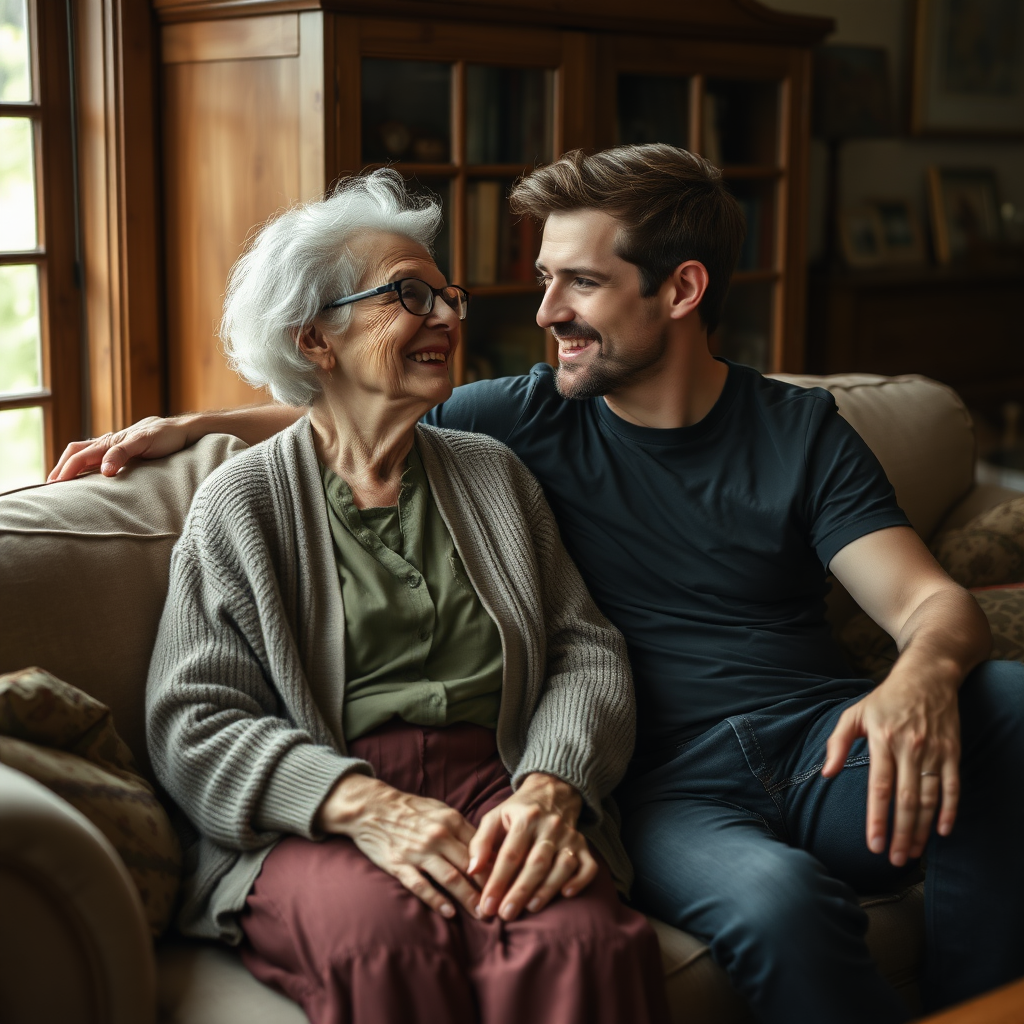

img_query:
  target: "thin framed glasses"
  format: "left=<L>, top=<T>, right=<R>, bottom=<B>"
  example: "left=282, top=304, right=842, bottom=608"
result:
left=322, top=278, right=469, bottom=320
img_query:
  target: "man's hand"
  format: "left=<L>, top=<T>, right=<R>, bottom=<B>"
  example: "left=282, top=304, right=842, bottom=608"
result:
left=48, top=416, right=197, bottom=481
left=827, top=526, right=991, bottom=867
left=47, top=404, right=303, bottom=482
left=468, top=772, right=597, bottom=922
left=822, top=662, right=961, bottom=867
left=316, top=773, right=480, bottom=918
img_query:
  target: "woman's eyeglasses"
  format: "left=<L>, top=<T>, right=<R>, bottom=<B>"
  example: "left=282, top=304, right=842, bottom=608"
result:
left=322, top=278, right=469, bottom=320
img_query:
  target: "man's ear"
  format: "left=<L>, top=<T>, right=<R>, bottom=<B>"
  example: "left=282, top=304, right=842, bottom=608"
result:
left=295, top=323, right=336, bottom=372
left=666, top=260, right=709, bottom=322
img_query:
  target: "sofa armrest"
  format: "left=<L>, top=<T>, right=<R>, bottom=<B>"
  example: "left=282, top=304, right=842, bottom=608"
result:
left=936, top=482, right=1024, bottom=534
left=0, top=762, right=156, bottom=1024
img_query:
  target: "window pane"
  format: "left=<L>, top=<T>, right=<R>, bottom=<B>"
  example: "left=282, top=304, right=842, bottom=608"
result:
left=617, top=74, right=691, bottom=147
left=704, top=80, right=779, bottom=167
left=727, top=179, right=777, bottom=272
left=0, top=117, right=37, bottom=250
left=362, top=60, right=451, bottom=164
left=0, top=0, right=31, bottom=102
left=466, top=66, right=553, bottom=165
left=0, top=263, right=42, bottom=394
left=0, top=405, right=44, bottom=492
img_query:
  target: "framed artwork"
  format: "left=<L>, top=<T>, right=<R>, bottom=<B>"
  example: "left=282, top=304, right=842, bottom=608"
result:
left=926, top=166, right=1001, bottom=263
left=871, top=200, right=926, bottom=264
left=912, top=0, right=1024, bottom=136
left=839, top=207, right=886, bottom=268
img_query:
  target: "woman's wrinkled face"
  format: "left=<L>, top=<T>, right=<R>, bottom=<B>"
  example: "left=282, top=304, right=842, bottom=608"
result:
left=324, top=233, right=459, bottom=408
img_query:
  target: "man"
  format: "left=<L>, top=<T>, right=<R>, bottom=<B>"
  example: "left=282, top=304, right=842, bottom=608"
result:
left=51, top=145, right=1024, bottom=1022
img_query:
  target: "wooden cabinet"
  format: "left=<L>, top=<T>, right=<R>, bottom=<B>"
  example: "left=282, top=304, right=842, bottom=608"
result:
left=153, top=0, right=831, bottom=413
left=806, top=263, right=1024, bottom=416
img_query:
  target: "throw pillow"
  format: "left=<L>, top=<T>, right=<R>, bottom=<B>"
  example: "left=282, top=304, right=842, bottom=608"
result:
left=839, top=584, right=1024, bottom=683
left=930, top=496, right=1024, bottom=588
left=0, top=667, right=181, bottom=936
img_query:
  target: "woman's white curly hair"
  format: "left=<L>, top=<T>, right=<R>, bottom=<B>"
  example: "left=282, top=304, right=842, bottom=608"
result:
left=219, top=169, right=443, bottom=406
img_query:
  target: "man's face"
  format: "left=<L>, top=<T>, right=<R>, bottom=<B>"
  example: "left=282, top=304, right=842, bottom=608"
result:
left=535, top=209, right=669, bottom=400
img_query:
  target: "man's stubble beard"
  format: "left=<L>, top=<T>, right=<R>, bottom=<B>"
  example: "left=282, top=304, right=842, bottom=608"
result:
left=553, top=325, right=670, bottom=401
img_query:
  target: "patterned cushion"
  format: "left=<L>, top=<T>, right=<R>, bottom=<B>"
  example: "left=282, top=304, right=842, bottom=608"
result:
left=0, top=667, right=181, bottom=936
left=839, top=584, right=1024, bottom=682
left=930, top=496, right=1024, bottom=588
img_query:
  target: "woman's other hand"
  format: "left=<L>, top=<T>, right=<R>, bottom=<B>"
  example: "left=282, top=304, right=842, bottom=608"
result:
left=469, top=773, right=598, bottom=922
left=316, top=773, right=480, bottom=919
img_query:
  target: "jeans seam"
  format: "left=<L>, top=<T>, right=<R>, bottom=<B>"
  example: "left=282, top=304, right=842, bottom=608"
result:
left=735, top=718, right=790, bottom=838
left=766, top=754, right=870, bottom=795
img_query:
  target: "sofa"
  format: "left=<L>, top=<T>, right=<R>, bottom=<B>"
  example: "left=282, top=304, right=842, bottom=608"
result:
left=1, top=372, right=1019, bottom=1024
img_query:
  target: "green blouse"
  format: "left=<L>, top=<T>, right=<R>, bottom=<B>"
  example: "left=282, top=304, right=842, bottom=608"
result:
left=319, top=442, right=504, bottom=741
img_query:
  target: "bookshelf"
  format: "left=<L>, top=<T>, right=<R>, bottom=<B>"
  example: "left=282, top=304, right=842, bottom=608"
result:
left=154, top=0, right=830, bottom=412
left=598, top=39, right=814, bottom=374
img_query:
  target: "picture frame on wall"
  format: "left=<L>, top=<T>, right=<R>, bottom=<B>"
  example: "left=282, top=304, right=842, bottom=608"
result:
left=926, top=166, right=1002, bottom=263
left=912, top=0, right=1024, bottom=136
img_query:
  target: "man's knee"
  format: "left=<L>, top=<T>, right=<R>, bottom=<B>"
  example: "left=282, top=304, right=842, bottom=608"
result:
left=712, top=850, right=865, bottom=961
left=960, top=659, right=1024, bottom=757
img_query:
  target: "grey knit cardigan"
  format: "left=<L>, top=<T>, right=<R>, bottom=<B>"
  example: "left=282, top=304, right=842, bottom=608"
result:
left=146, top=416, right=636, bottom=943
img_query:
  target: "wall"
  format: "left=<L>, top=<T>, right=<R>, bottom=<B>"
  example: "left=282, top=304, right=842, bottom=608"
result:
left=763, top=0, right=1024, bottom=261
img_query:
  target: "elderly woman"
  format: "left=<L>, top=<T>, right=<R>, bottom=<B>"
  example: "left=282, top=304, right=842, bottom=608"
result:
left=146, top=169, right=667, bottom=1024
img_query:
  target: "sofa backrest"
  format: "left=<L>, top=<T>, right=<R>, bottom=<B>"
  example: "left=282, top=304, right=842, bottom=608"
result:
left=0, top=435, right=248, bottom=780
left=771, top=373, right=976, bottom=542
left=0, top=374, right=979, bottom=773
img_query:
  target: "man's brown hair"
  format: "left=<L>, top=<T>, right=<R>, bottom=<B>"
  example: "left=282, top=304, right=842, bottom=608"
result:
left=510, top=144, right=746, bottom=335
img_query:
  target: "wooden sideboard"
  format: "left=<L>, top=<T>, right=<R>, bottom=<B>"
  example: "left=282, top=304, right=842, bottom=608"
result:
left=806, top=262, right=1024, bottom=417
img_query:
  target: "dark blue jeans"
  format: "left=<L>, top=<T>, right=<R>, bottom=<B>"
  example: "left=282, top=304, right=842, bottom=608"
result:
left=619, top=661, right=1024, bottom=1024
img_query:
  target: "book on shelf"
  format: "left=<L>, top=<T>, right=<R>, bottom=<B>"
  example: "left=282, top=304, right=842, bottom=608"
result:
left=736, top=196, right=762, bottom=271
left=467, top=181, right=501, bottom=285
left=702, top=94, right=722, bottom=167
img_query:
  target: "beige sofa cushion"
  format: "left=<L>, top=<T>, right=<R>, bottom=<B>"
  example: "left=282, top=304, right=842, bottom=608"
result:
left=0, top=435, right=248, bottom=780
left=772, top=373, right=975, bottom=543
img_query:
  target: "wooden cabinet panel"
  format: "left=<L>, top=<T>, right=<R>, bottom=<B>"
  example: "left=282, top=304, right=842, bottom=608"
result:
left=164, top=53, right=301, bottom=412
left=163, top=14, right=325, bottom=414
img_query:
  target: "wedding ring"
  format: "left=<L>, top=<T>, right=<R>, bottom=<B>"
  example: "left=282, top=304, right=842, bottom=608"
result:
left=920, top=771, right=940, bottom=778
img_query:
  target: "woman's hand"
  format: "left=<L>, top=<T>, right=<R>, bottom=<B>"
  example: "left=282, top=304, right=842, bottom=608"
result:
left=316, top=773, right=481, bottom=918
left=468, top=772, right=598, bottom=922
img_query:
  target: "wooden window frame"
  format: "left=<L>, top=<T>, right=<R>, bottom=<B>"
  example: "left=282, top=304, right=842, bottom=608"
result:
left=0, top=0, right=83, bottom=466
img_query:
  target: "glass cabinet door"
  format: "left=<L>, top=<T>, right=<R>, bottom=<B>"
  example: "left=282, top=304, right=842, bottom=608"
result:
left=614, top=70, right=784, bottom=373
left=360, top=57, right=554, bottom=383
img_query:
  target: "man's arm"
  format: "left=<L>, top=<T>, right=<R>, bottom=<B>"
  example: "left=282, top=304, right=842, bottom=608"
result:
left=824, top=525, right=992, bottom=867
left=48, top=403, right=303, bottom=481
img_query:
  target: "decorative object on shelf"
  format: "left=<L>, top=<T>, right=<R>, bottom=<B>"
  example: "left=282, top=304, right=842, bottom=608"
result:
left=378, top=121, right=412, bottom=158
left=872, top=199, right=926, bottom=264
left=838, top=206, right=887, bottom=267
left=912, top=0, right=1024, bottom=137
left=926, top=166, right=1002, bottom=263
left=412, top=138, right=447, bottom=163
left=811, top=45, right=894, bottom=268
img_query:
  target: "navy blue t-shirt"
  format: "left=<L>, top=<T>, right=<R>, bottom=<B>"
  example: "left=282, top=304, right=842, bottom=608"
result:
left=424, top=360, right=910, bottom=750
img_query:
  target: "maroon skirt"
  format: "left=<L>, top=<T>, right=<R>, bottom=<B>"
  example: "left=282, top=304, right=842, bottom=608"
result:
left=239, top=721, right=668, bottom=1024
